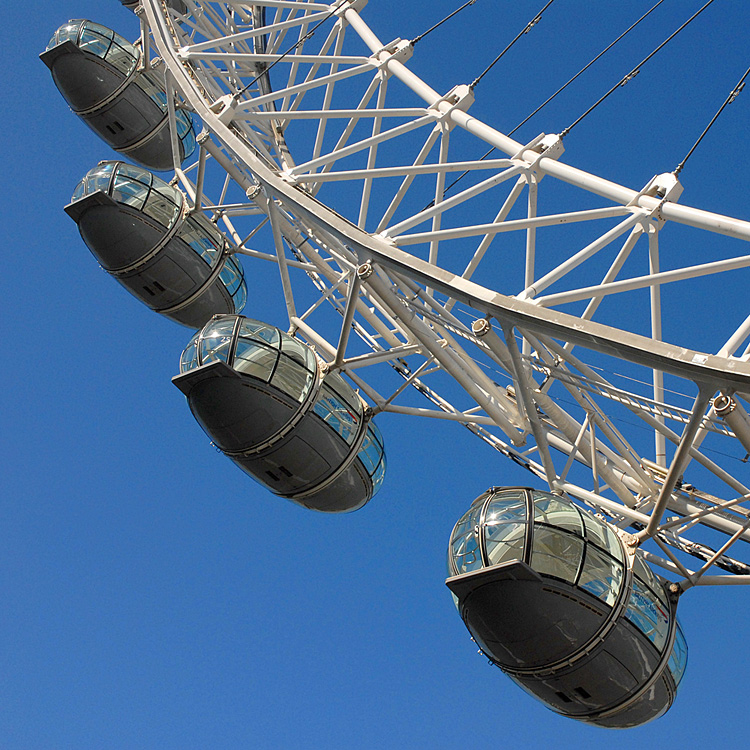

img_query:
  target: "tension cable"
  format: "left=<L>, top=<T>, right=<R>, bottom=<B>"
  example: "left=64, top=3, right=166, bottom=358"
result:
left=511, top=0, right=666, bottom=137
left=470, top=0, right=557, bottom=91
left=674, top=65, right=750, bottom=175
left=432, top=1, right=666, bottom=203
left=411, top=0, right=478, bottom=45
left=235, top=1, right=345, bottom=99
left=560, top=0, right=718, bottom=138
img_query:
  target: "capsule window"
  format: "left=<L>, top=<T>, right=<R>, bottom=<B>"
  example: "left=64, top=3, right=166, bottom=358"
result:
left=357, top=428, right=381, bottom=472
left=180, top=333, right=200, bottom=372
left=485, top=523, right=526, bottom=567
left=323, top=371, right=363, bottom=415
left=371, top=452, right=386, bottom=493
left=578, top=546, right=623, bottom=607
left=484, top=492, right=527, bottom=566
left=233, top=340, right=277, bottom=382
left=357, top=422, right=385, bottom=487
left=531, top=526, right=584, bottom=583
left=668, top=622, right=688, bottom=686
left=625, top=577, right=670, bottom=652
left=144, top=190, right=181, bottom=228
left=281, top=335, right=316, bottom=370
left=271, top=354, right=314, bottom=402
left=313, top=385, right=361, bottom=443
left=533, top=492, right=583, bottom=536
left=78, top=25, right=111, bottom=58
left=178, top=112, right=198, bottom=157
left=86, top=163, right=116, bottom=195
left=106, top=41, right=139, bottom=75
left=238, top=319, right=279, bottom=347
left=220, top=261, right=242, bottom=295
left=199, top=318, right=236, bottom=364
left=112, top=173, right=149, bottom=211
left=451, top=503, right=485, bottom=576
left=583, top=513, right=623, bottom=560
left=83, top=21, right=115, bottom=41
left=178, top=220, right=222, bottom=265
left=231, top=270, right=247, bottom=310
left=137, top=70, right=170, bottom=114
left=47, top=20, right=84, bottom=51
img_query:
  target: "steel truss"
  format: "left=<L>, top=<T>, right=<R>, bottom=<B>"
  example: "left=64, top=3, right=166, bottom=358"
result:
left=140, top=0, right=750, bottom=591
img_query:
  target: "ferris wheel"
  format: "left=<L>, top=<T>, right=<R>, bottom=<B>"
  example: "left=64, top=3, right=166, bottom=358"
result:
left=42, top=0, right=750, bottom=727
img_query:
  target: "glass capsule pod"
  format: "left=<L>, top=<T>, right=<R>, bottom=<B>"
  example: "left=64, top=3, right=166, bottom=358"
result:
left=65, top=161, right=247, bottom=328
left=446, top=488, right=687, bottom=728
left=40, top=19, right=196, bottom=171
left=173, top=315, right=386, bottom=512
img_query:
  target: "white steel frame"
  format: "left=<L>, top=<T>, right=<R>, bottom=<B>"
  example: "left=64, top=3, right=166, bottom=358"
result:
left=140, top=0, right=750, bottom=592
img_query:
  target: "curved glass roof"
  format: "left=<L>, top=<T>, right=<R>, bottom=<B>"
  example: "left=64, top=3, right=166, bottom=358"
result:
left=73, top=161, right=183, bottom=228
left=47, top=20, right=197, bottom=160
left=180, top=316, right=318, bottom=404
left=47, top=20, right=139, bottom=75
left=450, top=489, right=624, bottom=607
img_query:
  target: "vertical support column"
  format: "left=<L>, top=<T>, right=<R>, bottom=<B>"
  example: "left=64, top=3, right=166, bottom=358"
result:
left=500, top=321, right=558, bottom=487
left=267, top=192, right=297, bottom=325
left=191, top=133, right=209, bottom=212
left=358, top=72, right=389, bottom=229
left=648, top=225, right=666, bottom=466
left=332, top=268, right=363, bottom=368
left=637, top=387, right=712, bottom=541
left=523, top=175, right=538, bottom=355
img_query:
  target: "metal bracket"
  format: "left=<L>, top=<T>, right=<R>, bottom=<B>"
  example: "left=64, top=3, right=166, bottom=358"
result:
left=428, top=84, right=475, bottom=121
left=511, top=133, right=564, bottom=170
left=629, top=172, right=684, bottom=223
left=369, top=38, right=414, bottom=69
left=209, top=93, right=240, bottom=125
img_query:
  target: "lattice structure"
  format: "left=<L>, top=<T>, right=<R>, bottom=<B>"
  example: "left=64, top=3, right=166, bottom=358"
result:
left=133, top=0, right=750, bottom=590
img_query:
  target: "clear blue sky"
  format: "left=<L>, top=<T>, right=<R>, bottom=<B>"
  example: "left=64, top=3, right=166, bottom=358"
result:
left=4, top=1, right=750, bottom=748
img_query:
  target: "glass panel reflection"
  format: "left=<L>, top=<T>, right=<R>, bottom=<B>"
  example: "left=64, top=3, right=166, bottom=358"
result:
left=531, top=526, right=584, bottom=583
left=451, top=503, right=484, bottom=576
left=272, top=354, right=314, bottom=402
left=233, top=340, right=277, bottom=382
left=579, top=546, right=623, bottom=606
left=313, top=385, right=361, bottom=443
left=625, top=578, right=670, bottom=652
left=484, top=491, right=527, bottom=567
left=533, top=492, right=583, bottom=536
left=583, top=513, right=624, bottom=561
left=668, top=622, right=688, bottom=686
left=199, top=317, right=235, bottom=364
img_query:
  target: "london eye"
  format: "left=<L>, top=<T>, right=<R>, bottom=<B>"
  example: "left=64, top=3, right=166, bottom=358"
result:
left=20, top=0, right=750, bottom=741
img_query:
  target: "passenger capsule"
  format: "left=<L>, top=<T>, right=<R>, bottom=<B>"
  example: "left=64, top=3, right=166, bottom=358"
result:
left=446, top=488, right=688, bottom=728
left=65, top=161, right=247, bottom=328
left=172, top=315, right=386, bottom=512
left=40, top=19, right=196, bottom=171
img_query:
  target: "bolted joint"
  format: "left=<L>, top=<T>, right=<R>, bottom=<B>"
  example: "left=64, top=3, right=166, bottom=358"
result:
left=713, top=393, right=735, bottom=417
left=370, top=38, right=413, bottom=68
left=209, top=93, right=239, bottom=125
left=357, top=261, right=374, bottom=280
left=471, top=318, right=491, bottom=338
